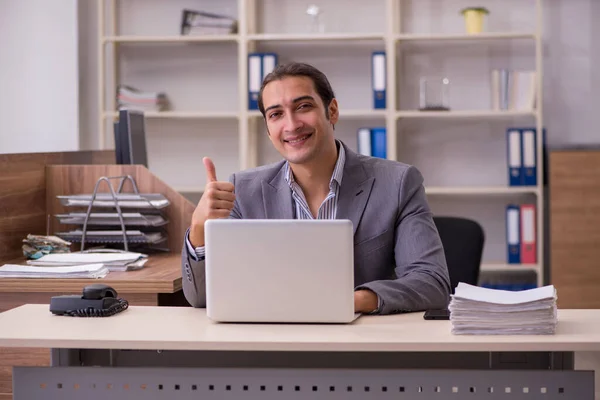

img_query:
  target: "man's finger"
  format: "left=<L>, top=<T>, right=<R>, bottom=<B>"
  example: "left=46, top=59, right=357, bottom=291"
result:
left=205, top=181, right=235, bottom=193
left=203, top=157, right=217, bottom=182
left=208, top=199, right=235, bottom=210
left=210, top=190, right=236, bottom=203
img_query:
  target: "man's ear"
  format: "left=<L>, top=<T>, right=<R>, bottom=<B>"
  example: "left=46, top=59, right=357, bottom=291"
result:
left=328, top=98, right=339, bottom=125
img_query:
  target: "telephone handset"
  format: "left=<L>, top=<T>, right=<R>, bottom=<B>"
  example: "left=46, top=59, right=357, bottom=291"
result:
left=50, top=283, right=129, bottom=317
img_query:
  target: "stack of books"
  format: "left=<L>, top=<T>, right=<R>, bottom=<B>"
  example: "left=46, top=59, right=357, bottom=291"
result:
left=448, top=283, right=558, bottom=335
left=117, top=85, right=169, bottom=113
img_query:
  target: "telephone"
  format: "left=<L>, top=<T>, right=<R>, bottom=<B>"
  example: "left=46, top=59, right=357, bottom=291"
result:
left=50, top=284, right=129, bottom=317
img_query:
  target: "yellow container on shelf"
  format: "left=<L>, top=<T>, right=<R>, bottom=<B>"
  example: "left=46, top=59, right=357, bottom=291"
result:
left=461, top=7, right=489, bottom=34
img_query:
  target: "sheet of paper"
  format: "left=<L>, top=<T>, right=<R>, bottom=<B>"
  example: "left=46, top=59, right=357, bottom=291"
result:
left=452, top=282, right=556, bottom=304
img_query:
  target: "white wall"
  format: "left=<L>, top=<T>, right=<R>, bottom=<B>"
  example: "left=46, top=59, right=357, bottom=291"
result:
left=0, top=0, right=79, bottom=154
left=543, top=0, right=600, bottom=147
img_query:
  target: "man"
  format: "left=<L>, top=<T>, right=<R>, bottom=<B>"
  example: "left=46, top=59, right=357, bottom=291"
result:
left=181, top=62, right=451, bottom=315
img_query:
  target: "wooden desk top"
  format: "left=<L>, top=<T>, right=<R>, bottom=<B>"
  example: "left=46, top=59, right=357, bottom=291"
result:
left=0, top=253, right=182, bottom=294
left=1, top=305, right=600, bottom=352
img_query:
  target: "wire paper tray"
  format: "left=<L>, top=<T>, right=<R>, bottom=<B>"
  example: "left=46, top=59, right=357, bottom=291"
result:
left=55, top=212, right=168, bottom=227
left=57, top=194, right=169, bottom=209
left=56, top=230, right=166, bottom=245
left=54, top=174, right=171, bottom=252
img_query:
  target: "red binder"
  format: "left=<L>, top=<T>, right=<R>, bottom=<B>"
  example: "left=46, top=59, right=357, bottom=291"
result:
left=520, top=204, right=536, bottom=264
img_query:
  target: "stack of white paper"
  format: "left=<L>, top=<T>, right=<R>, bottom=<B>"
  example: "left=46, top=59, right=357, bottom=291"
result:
left=0, top=263, right=109, bottom=279
left=448, top=283, right=558, bottom=335
left=26, top=251, right=148, bottom=272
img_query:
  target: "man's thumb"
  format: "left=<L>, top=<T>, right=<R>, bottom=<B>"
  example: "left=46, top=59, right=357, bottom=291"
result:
left=203, top=157, right=217, bottom=182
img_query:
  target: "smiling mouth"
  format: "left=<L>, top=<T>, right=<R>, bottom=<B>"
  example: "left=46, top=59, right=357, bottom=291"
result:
left=284, top=134, right=312, bottom=144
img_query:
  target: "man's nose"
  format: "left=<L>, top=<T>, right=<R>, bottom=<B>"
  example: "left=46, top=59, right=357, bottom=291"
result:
left=283, top=112, right=303, bottom=132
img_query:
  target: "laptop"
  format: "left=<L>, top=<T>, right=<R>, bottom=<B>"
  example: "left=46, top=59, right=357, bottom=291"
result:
left=204, top=219, right=360, bottom=323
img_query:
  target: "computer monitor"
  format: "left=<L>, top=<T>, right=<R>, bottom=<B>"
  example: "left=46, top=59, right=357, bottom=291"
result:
left=115, top=109, right=148, bottom=167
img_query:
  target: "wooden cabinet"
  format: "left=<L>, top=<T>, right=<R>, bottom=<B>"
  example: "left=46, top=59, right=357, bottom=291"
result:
left=550, top=149, right=600, bottom=308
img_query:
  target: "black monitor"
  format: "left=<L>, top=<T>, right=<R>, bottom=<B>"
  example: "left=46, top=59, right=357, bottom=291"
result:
left=114, top=109, right=148, bottom=167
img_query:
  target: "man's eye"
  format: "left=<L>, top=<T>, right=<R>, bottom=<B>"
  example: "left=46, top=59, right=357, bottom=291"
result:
left=298, top=104, right=312, bottom=110
left=269, top=112, right=280, bottom=119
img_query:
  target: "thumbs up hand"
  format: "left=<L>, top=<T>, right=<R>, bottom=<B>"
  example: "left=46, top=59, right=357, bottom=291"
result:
left=189, top=157, right=236, bottom=247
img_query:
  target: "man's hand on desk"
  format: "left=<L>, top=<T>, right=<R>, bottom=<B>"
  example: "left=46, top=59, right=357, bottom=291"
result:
left=354, top=289, right=379, bottom=313
left=190, top=157, right=236, bottom=247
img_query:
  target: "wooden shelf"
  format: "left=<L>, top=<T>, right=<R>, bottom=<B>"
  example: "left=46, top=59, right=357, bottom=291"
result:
left=425, top=186, right=539, bottom=195
left=104, top=111, right=239, bottom=119
left=396, top=110, right=536, bottom=119
left=396, top=32, right=536, bottom=42
left=480, top=263, right=541, bottom=273
left=103, top=35, right=239, bottom=43
left=247, top=33, right=385, bottom=42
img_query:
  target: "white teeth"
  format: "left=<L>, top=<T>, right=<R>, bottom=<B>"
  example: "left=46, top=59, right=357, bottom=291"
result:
left=288, top=135, right=309, bottom=143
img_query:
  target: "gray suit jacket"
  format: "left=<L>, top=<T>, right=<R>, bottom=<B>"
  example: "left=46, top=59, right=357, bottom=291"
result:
left=181, top=141, right=451, bottom=314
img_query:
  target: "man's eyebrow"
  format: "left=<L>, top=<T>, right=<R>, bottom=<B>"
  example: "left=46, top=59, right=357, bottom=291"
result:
left=264, top=96, right=316, bottom=114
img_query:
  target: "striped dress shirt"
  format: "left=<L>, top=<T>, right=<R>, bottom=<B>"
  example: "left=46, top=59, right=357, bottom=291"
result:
left=284, top=142, right=345, bottom=220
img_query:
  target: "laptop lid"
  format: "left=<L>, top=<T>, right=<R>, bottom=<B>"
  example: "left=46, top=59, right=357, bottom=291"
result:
left=205, top=219, right=356, bottom=323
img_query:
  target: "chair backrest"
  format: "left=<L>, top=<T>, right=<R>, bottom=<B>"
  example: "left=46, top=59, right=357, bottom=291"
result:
left=433, top=216, right=485, bottom=294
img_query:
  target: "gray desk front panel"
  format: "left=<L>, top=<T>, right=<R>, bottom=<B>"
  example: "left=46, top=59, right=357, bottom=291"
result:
left=13, top=366, right=594, bottom=400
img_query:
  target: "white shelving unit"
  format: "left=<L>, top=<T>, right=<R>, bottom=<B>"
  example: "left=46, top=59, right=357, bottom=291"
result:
left=97, top=0, right=544, bottom=285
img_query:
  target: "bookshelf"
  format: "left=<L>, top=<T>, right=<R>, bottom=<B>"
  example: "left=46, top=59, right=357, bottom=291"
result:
left=97, top=0, right=545, bottom=286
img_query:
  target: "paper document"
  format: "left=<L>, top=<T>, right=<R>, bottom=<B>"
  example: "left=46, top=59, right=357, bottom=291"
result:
left=448, top=283, right=558, bottom=335
left=451, top=283, right=556, bottom=305
left=26, top=251, right=147, bottom=272
left=0, top=263, right=109, bottom=279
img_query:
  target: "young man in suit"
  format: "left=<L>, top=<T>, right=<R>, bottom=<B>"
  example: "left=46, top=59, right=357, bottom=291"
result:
left=182, top=62, right=451, bottom=314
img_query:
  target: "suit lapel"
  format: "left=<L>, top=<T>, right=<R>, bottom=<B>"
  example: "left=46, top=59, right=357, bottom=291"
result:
left=260, top=142, right=374, bottom=229
left=336, top=143, right=375, bottom=235
left=262, top=166, right=295, bottom=219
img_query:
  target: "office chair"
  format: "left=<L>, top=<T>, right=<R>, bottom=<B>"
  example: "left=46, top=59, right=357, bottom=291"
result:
left=433, top=216, right=485, bottom=294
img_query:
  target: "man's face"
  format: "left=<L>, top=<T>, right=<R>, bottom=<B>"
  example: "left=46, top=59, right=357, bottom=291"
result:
left=262, top=76, right=338, bottom=165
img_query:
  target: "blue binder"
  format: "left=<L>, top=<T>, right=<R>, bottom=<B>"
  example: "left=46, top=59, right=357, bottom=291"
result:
left=247, top=53, right=278, bottom=110
left=371, top=51, right=386, bottom=109
left=370, top=127, right=386, bottom=159
left=506, top=128, right=523, bottom=186
left=261, top=52, right=278, bottom=79
left=506, top=204, right=521, bottom=264
left=521, top=128, right=537, bottom=186
left=248, top=53, right=262, bottom=110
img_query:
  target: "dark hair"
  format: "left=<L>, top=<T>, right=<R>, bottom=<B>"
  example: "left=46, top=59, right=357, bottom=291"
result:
left=257, top=62, right=336, bottom=119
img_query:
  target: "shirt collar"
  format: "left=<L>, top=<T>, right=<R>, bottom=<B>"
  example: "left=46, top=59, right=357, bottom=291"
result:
left=284, top=139, right=346, bottom=189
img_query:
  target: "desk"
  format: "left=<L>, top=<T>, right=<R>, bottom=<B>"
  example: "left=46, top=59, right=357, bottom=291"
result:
left=0, top=305, right=598, bottom=399
left=0, top=253, right=183, bottom=312
left=0, top=253, right=185, bottom=400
